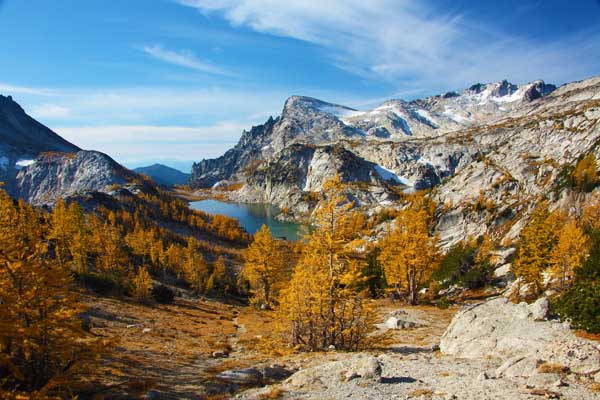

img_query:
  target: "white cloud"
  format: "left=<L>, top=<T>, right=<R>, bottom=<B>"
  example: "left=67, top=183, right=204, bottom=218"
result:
left=0, top=83, right=58, bottom=96
left=55, top=123, right=249, bottom=169
left=30, top=104, right=70, bottom=119
left=177, top=0, right=600, bottom=93
left=143, top=44, right=231, bottom=76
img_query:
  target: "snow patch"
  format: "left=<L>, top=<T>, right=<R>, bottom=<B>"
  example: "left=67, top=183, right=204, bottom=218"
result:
left=416, top=109, right=437, bottom=126
left=374, top=165, right=413, bottom=186
left=15, top=159, right=36, bottom=169
left=318, top=104, right=363, bottom=120
left=418, top=157, right=435, bottom=167
left=442, top=107, right=468, bottom=123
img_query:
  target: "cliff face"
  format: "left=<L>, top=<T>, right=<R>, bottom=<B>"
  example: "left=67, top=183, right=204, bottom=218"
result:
left=14, top=150, right=138, bottom=206
left=190, top=76, right=600, bottom=245
left=0, top=94, right=147, bottom=206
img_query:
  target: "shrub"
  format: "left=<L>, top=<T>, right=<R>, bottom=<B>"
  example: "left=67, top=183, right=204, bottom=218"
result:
left=436, top=297, right=451, bottom=309
left=553, top=230, right=600, bottom=333
left=432, top=242, right=477, bottom=287
left=78, top=271, right=120, bottom=294
left=462, top=263, right=492, bottom=289
left=152, top=284, right=175, bottom=304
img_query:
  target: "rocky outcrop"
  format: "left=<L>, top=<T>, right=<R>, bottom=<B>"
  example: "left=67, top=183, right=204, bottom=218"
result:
left=440, top=297, right=600, bottom=376
left=237, top=143, right=403, bottom=216
left=14, top=150, right=137, bottom=206
left=0, top=94, right=80, bottom=192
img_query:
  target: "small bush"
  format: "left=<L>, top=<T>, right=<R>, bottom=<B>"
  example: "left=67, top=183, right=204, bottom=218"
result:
left=152, top=284, right=175, bottom=304
left=78, top=272, right=120, bottom=294
left=462, top=263, right=492, bottom=290
left=553, top=230, right=600, bottom=333
left=436, top=297, right=451, bottom=309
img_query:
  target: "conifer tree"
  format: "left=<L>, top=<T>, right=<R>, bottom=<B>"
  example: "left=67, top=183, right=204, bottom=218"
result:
left=572, top=153, right=599, bottom=192
left=378, top=202, right=440, bottom=304
left=183, top=237, right=209, bottom=294
left=278, top=175, right=371, bottom=351
left=512, top=203, right=564, bottom=294
left=549, top=218, right=590, bottom=289
left=206, top=255, right=231, bottom=294
left=0, top=190, right=102, bottom=398
left=241, top=224, right=287, bottom=308
left=132, top=267, right=153, bottom=303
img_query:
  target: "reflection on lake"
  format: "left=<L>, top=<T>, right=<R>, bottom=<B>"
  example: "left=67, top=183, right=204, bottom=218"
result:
left=190, top=199, right=307, bottom=241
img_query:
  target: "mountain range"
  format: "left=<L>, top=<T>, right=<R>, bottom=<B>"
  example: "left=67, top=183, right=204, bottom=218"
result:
left=1, top=76, right=599, bottom=249
left=189, top=76, right=600, bottom=246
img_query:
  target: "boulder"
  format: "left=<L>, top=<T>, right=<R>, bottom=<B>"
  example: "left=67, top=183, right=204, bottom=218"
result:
left=385, top=316, right=419, bottom=330
left=344, top=356, right=382, bottom=382
left=440, top=297, right=600, bottom=376
left=262, top=365, right=294, bottom=383
left=493, top=263, right=512, bottom=279
left=216, top=368, right=264, bottom=386
left=529, top=297, right=550, bottom=321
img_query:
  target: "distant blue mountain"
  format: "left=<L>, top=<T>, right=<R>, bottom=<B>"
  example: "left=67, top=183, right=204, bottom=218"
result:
left=134, top=163, right=190, bottom=187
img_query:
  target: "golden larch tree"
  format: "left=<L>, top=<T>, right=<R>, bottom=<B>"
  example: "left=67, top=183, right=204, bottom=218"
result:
left=0, top=190, right=103, bottom=398
left=378, top=202, right=440, bottom=305
left=549, top=218, right=590, bottom=289
left=241, top=224, right=287, bottom=308
left=183, top=237, right=209, bottom=294
left=512, top=203, right=564, bottom=294
left=278, top=175, right=372, bottom=351
left=132, top=266, right=153, bottom=303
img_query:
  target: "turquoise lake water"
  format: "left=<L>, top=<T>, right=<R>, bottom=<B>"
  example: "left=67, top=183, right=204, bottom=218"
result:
left=190, top=199, right=307, bottom=241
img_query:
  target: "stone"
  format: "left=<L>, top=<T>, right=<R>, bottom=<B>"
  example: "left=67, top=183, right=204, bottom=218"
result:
left=211, top=350, right=228, bottom=358
left=496, top=356, right=543, bottom=378
left=594, top=371, right=600, bottom=383
left=529, top=297, right=550, bottom=321
left=142, top=328, right=151, bottom=334
left=217, top=368, right=264, bottom=386
left=385, top=316, right=419, bottom=330
left=344, top=356, right=382, bottom=382
left=440, top=297, right=600, bottom=377
left=262, top=365, right=294, bottom=382
left=493, top=263, right=511, bottom=279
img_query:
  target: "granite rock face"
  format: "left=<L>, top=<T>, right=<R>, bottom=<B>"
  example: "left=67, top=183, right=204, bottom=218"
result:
left=189, top=77, right=600, bottom=246
left=440, top=297, right=600, bottom=375
left=14, top=150, right=137, bottom=206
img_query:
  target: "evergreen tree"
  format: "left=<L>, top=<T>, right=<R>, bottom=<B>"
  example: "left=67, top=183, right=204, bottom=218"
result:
left=278, top=176, right=372, bottom=351
left=512, top=203, right=564, bottom=295
left=378, top=202, right=440, bottom=304
left=549, top=218, right=590, bottom=289
left=241, top=224, right=287, bottom=308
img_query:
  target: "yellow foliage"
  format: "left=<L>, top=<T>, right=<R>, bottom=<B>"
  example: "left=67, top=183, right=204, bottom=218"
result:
left=513, top=203, right=565, bottom=295
left=572, top=153, right=598, bottom=192
left=0, top=190, right=105, bottom=399
left=278, top=175, right=373, bottom=351
left=132, top=267, right=153, bottom=303
left=378, top=202, right=440, bottom=304
left=549, top=219, right=590, bottom=289
left=241, top=225, right=288, bottom=307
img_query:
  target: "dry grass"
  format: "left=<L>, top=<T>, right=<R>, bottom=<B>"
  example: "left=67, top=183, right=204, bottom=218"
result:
left=258, top=387, right=286, bottom=399
left=409, top=388, right=434, bottom=397
left=537, top=362, right=569, bottom=374
left=81, top=292, right=238, bottom=397
left=76, top=295, right=461, bottom=398
left=574, top=329, right=600, bottom=343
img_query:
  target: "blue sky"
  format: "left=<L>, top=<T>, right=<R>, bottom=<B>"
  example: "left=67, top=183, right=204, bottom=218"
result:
left=1, top=0, right=599, bottom=172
